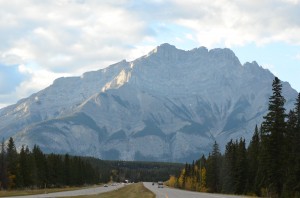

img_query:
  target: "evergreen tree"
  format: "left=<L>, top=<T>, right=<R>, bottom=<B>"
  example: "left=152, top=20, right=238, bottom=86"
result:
left=296, top=93, right=300, bottom=129
left=255, top=125, right=269, bottom=196
left=170, top=89, right=299, bottom=196
left=292, top=93, right=300, bottom=195
left=47, top=154, right=64, bottom=187
left=32, top=145, right=48, bottom=188
left=261, top=77, right=286, bottom=196
left=196, top=154, right=206, bottom=170
left=221, top=139, right=236, bottom=194
left=64, top=154, right=71, bottom=185
left=19, top=146, right=26, bottom=187
left=221, top=138, right=247, bottom=194
left=0, top=138, right=8, bottom=189
left=6, top=137, right=19, bottom=189
left=206, top=141, right=222, bottom=193
left=282, top=110, right=298, bottom=197
left=235, top=138, right=247, bottom=194
left=19, top=146, right=33, bottom=188
left=247, top=125, right=260, bottom=194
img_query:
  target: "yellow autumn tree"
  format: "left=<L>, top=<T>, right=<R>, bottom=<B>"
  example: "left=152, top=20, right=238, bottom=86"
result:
left=177, top=169, right=185, bottom=188
left=185, top=176, right=193, bottom=190
left=200, top=167, right=207, bottom=192
left=168, top=175, right=177, bottom=187
left=193, top=165, right=199, bottom=191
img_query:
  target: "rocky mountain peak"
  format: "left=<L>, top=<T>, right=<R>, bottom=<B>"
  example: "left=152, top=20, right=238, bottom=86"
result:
left=0, top=44, right=298, bottom=162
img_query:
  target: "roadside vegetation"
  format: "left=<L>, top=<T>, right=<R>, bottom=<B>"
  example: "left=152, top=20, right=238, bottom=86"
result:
left=64, top=183, right=155, bottom=198
left=0, top=137, right=182, bottom=191
left=168, top=77, right=300, bottom=198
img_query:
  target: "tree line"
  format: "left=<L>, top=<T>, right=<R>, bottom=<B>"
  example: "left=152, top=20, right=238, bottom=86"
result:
left=108, top=160, right=183, bottom=182
left=167, top=77, right=300, bottom=197
left=0, top=138, right=110, bottom=189
left=0, top=137, right=183, bottom=190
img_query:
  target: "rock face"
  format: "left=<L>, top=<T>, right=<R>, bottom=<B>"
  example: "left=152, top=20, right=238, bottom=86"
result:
left=0, top=43, right=297, bottom=162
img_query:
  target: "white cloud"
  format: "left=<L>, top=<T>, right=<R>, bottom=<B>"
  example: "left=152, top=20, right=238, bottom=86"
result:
left=0, top=0, right=146, bottom=73
left=0, top=54, right=23, bottom=65
left=0, top=0, right=150, bottom=107
left=1, top=0, right=300, bottom=107
left=170, top=0, right=300, bottom=47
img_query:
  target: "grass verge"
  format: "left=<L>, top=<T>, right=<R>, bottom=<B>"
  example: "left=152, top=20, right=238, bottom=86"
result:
left=0, top=186, right=97, bottom=197
left=68, top=183, right=155, bottom=198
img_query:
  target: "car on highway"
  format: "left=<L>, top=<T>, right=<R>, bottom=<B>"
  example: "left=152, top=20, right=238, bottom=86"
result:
left=158, top=181, right=163, bottom=188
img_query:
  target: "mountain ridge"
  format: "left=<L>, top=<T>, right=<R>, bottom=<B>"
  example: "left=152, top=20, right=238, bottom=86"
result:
left=0, top=43, right=297, bottom=162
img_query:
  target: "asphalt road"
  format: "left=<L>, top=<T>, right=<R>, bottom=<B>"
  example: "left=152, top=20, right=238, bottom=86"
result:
left=143, top=182, right=248, bottom=198
left=1, top=183, right=125, bottom=198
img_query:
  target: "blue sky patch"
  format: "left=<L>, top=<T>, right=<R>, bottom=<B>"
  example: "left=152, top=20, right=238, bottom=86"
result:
left=0, top=64, right=28, bottom=94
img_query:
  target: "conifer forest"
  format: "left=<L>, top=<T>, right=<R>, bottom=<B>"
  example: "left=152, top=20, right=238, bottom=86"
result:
left=0, top=138, right=182, bottom=190
left=168, top=77, right=300, bottom=197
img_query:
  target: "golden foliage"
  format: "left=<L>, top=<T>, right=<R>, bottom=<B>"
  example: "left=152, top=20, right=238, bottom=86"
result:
left=168, top=175, right=177, bottom=187
left=200, top=167, right=207, bottom=192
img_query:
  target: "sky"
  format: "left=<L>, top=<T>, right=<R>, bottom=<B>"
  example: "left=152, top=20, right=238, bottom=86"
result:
left=0, top=0, right=300, bottom=108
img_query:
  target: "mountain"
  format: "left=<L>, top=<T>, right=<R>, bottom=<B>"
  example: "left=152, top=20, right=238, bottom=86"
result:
left=0, top=43, right=298, bottom=162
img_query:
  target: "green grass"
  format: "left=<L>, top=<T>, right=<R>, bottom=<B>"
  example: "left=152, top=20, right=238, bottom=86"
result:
left=69, top=183, right=155, bottom=198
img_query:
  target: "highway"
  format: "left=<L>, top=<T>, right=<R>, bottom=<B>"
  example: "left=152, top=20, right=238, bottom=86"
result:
left=1, top=183, right=124, bottom=198
left=143, top=182, right=248, bottom=198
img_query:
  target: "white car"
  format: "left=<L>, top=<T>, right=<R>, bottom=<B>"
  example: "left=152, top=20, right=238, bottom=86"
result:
left=158, top=181, right=163, bottom=188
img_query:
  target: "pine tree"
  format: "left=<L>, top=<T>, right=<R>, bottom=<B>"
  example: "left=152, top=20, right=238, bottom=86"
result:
left=206, top=141, right=222, bottom=193
left=32, top=145, right=48, bottom=188
left=64, top=154, right=71, bottom=185
left=6, top=137, right=19, bottom=189
left=221, top=139, right=236, bottom=194
left=47, top=154, right=64, bottom=186
left=247, top=125, right=260, bottom=194
left=19, top=146, right=26, bottom=187
left=261, top=77, right=286, bottom=196
left=281, top=93, right=300, bottom=197
left=19, top=146, right=33, bottom=188
left=293, top=93, right=300, bottom=194
left=255, top=125, right=269, bottom=197
left=235, top=138, right=247, bottom=194
left=282, top=110, right=298, bottom=197
left=0, top=138, right=8, bottom=189
left=296, top=93, right=300, bottom=129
